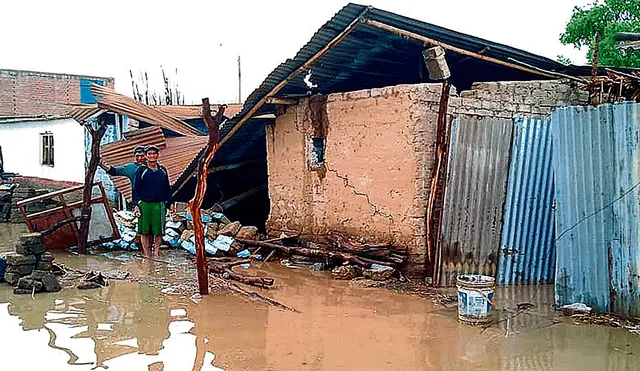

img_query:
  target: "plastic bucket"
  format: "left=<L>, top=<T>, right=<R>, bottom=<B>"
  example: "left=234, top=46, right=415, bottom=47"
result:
left=456, top=274, right=495, bottom=325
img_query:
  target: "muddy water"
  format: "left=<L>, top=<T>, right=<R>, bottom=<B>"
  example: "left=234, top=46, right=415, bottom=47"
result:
left=1, top=223, right=639, bottom=370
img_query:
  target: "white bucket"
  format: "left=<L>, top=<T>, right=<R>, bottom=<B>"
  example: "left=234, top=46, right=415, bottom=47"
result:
left=456, top=274, right=495, bottom=325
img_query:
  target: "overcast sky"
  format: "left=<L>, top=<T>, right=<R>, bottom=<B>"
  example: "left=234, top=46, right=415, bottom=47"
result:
left=2, top=0, right=591, bottom=104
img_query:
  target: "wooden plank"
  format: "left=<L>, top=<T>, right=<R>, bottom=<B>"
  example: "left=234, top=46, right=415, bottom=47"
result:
left=364, top=19, right=562, bottom=80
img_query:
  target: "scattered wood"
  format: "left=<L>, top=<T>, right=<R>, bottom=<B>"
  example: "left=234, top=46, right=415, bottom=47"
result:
left=208, top=257, right=274, bottom=288
left=228, top=283, right=299, bottom=312
left=236, top=238, right=395, bottom=269
left=325, top=232, right=407, bottom=265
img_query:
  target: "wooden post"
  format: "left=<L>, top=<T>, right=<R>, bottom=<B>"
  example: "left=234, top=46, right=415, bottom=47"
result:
left=78, top=119, right=107, bottom=254
left=189, top=98, right=226, bottom=295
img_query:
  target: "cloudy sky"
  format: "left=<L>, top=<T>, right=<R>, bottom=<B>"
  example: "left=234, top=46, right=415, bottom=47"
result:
left=1, top=0, right=591, bottom=104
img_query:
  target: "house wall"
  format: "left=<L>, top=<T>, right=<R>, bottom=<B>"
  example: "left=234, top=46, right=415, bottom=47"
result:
left=0, top=69, right=115, bottom=116
left=267, top=79, right=588, bottom=277
left=0, top=118, right=86, bottom=182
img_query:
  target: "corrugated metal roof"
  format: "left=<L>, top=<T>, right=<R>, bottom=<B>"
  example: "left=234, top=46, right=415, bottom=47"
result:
left=100, top=127, right=209, bottom=201
left=64, top=104, right=105, bottom=123
left=553, top=103, right=640, bottom=317
left=151, top=104, right=243, bottom=120
left=438, top=116, right=514, bottom=286
left=498, top=117, right=555, bottom=285
left=180, top=3, right=591, bottom=189
left=91, top=84, right=202, bottom=136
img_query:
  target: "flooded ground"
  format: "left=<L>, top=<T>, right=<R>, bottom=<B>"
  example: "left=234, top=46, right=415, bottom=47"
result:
left=1, top=223, right=639, bottom=370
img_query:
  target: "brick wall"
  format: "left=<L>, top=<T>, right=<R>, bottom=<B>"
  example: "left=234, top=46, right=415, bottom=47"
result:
left=0, top=69, right=114, bottom=116
left=267, top=79, right=587, bottom=277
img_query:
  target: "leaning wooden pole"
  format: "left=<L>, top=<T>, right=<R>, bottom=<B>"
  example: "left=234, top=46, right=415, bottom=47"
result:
left=189, top=99, right=226, bottom=295
left=78, top=120, right=107, bottom=254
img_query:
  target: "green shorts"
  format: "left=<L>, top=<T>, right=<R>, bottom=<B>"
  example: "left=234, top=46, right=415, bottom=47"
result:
left=138, top=201, right=166, bottom=236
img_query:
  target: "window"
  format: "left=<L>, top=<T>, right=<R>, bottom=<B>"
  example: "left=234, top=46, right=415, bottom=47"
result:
left=41, top=132, right=54, bottom=166
left=308, top=137, right=325, bottom=169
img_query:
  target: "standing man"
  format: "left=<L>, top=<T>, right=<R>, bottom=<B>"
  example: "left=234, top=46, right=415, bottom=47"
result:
left=132, top=145, right=175, bottom=258
left=99, top=146, right=146, bottom=207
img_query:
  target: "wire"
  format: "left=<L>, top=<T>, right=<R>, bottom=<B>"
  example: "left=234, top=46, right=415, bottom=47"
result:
left=555, top=180, right=640, bottom=241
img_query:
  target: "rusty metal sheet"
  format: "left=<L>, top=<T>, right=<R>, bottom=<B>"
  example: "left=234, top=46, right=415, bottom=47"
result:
left=437, top=115, right=514, bottom=286
left=90, top=84, right=202, bottom=136
left=151, top=104, right=243, bottom=120
left=553, top=103, right=640, bottom=317
left=498, top=117, right=555, bottom=285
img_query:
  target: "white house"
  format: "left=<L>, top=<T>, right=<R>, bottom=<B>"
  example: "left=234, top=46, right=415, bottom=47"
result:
left=0, top=115, right=86, bottom=183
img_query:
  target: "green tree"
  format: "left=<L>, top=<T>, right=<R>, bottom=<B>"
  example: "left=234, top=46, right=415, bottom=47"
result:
left=561, top=0, right=640, bottom=68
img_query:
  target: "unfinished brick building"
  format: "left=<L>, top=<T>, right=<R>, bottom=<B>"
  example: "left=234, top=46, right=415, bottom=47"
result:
left=0, top=69, right=114, bottom=116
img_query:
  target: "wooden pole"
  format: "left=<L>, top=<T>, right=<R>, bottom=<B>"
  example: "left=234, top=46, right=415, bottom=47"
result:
left=189, top=98, right=225, bottom=295
left=363, top=19, right=562, bottom=80
left=78, top=120, right=107, bottom=254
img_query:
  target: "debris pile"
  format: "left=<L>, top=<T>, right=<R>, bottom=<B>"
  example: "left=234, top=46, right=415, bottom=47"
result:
left=235, top=231, right=408, bottom=281
left=0, top=232, right=62, bottom=294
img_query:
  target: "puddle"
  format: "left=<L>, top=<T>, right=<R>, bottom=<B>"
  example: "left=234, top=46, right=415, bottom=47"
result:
left=1, top=223, right=640, bottom=370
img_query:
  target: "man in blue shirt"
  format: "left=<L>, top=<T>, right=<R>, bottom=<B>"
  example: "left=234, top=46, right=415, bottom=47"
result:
left=132, top=145, right=175, bottom=258
left=99, top=146, right=146, bottom=207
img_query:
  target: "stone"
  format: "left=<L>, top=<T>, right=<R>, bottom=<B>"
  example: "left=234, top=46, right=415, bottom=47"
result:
left=39, top=252, right=54, bottom=262
left=4, top=253, right=36, bottom=266
left=19, top=232, right=43, bottom=246
left=13, top=288, right=33, bottom=295
left=236, top=226, right=259, bottom=241
left=180, top=230, right=194, bottom=241
left=6, top=264, right=35, bottom=275
left=17, top=277, right=43, bottom=292
left=16, top=241, right=45, bottom=255
left=77, top=282, right=102, bottom=290
left=186, top=220, right=194, bottom=230
left=331, top=265, right=357, bottom=280
left=218, top=221, right=242, bottom=237
left=36, top=261, right=53, bottom=272
left=30, top=270, right=48, bottom=280
left=362, top=266, right=395, bottom=281
left=205, top=225, right=218, bottom=240
left=42, top=274, right=62, bottom=292
left=4, top=272, right=22, bottom=285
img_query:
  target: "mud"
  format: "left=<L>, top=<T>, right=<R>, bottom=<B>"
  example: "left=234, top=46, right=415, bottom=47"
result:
left=1, top=223, right=640, bottom=370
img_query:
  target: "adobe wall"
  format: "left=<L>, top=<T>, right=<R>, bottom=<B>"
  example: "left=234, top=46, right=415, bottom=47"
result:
left=266, top=79, right=587, bottom=277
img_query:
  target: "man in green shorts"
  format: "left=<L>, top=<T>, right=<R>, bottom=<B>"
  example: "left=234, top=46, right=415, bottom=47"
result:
left=132, top=145, right=175, bottom=258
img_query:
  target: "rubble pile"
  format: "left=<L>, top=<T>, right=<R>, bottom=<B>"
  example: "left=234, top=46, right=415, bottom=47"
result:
left=1, top=232, right=62, bottom=294
left=102, top=204, right=262, bottom=259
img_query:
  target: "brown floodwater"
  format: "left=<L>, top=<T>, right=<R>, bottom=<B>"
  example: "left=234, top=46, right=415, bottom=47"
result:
left=1, top=223, right=639, bottom=370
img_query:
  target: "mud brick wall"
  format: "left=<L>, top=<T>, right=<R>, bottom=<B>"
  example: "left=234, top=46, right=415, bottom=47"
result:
left=0, top=69, right=114, bottom=116
left=266, top=80, right=587, bottom=278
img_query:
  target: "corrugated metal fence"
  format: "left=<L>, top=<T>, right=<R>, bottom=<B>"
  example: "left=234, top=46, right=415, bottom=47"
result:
left=438, top=116, right=513, bottom=286
left=498, top=117, right=555, bottom=285
left=553, top=103, right=640, bottom=317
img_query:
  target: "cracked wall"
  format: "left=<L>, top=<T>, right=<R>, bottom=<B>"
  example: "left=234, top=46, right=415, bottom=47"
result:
left=266, top=84, right=437, bottom=277
left=266, top=79, right=587, bottom=278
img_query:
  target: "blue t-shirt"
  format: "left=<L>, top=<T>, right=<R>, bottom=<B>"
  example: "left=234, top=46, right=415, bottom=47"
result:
left=107, top=162, right=141, bottom=188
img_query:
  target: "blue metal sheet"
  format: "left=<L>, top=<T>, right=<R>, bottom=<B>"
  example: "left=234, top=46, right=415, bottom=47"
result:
left=498, top=117, right=555, bottom=285
left=553, top=102, right=640, bottom=317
